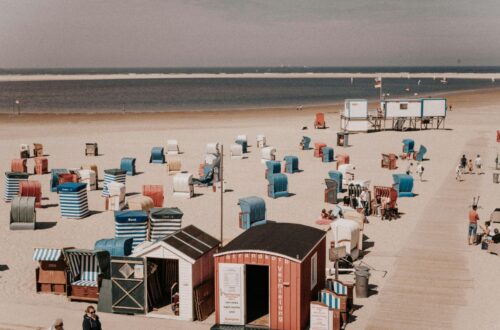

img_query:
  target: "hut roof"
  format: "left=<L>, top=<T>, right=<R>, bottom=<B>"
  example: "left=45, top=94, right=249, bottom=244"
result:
left=217, top=222, right=326, bottom=262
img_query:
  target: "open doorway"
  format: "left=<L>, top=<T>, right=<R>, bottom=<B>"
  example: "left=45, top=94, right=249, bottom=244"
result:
left=246, top=265, right=269, bottom=327
left=147, top=258, right=179, bottom=317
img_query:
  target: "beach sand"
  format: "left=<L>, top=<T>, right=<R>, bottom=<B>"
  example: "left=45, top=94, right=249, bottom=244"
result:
left=0, top=88, right=499, bottom=329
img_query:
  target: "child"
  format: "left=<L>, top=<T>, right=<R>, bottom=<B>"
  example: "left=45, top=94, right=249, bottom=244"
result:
left=468, top=159, right=474, bottom=174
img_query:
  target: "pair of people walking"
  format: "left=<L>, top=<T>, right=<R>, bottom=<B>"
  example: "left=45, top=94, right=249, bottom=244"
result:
left=49, top=305, right=101, bottom=330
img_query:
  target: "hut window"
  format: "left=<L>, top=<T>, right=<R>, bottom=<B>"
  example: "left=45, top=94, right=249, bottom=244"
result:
left=400, top=103, right=408, bottom=110
left=311, top=253, right=318, bottom=289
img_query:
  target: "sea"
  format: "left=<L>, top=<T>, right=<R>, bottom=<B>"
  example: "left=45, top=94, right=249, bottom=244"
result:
left=0, top=66, right=499, bottom=114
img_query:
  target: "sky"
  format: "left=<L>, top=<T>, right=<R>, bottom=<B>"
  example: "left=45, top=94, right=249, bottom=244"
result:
left=1, top=0, right=499, bottom=68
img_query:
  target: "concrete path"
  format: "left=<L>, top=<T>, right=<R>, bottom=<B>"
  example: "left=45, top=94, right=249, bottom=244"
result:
left=367, top=136, right=487, bottom=330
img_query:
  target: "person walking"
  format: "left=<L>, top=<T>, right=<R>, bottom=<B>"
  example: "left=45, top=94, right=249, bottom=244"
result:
left=416, top=162, right=424, bottom=181
left=475, top=154, right=483, bottom=174
left=468, top=205, right=480, bottom=245
left=360, top=187, right=369, bottom=216
left=83, top=306, right=101, bottom=330
left=406, top=162, right=413, bottom=175
left=460, top=155, right=467, bottom=173
left=48, top=319, right=64, bottom=330
left=455, top=163, right=463, bottom=181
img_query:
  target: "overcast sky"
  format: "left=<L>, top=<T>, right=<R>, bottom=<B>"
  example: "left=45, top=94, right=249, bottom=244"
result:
left=1, top=0, right=499, bottom=68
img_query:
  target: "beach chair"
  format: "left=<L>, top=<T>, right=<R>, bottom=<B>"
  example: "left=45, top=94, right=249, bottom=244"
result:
left=166, top=155, right=182, bottom=174
left=65, top=249, right=110, bottom=302
left=238, top=196, right=266, bottom=229
left=149, top=147, right=165, bottom=164
left=322, top=147, right=334, bottom=163
left=413, top=145, right=427, bottom=161
left=338, top=164, right=355, bottom=185
left=78, top=169, right=97, bottom=191
left=33, top=247, right=72, bottom=295
left=256, top=134, right=266, bottom=148
left=402, top=139, right=415, bottom=157
left=336, top=154, right=350, bottom=170
left=20, top=144, right=30, bottom=159
left=120, top=157, right=136, bottom=176
left=328, top=170, right=343, bottom=193
left=58, top=183, right=90, bottom=219
left=314, top=142, right=327, bottom=158
left=381, top=153, right=397, bottom=169
left=10, top=196, right=36, bottom=230
left=143, top=185, right=164, bottom=207
left=374, top=186, right=399, bottom=220
left=235, top=139, right=247, bottom=153
left=283, top=156, right=299, bottom=173
left=19, top=180, right=42, bottom=208
left=11, top=158, right=27, bottom=173
left=267, top=173, right=289, bottom=198
left=265, top=161, right=281, bottom=181
left=107, top=182, right=126, bottom=211
left=230, top=144, right=244, bottom=158
left=314, top=112, right=326, bottom=129
left=114, top=211, right=148, bottom=250
left=260, top=146, right=276, bottom=164
left=127, top=195, right=154, bottom=212
left=34, top=157, right=48, bottom=174
left=393, top=174, right=414, bottom=197
left=85, top=143, right=98, bottom=156
left=324, top=179, right=338, bottom=204
left=167, top=139, right=180, bottom=155
left=320, top=289, right=348, bottom=326
left=33, top=143, right=44, bottom=157
left=4, top=172, right=29, bottom=202
left=173, top=172, right=194, bottom=198
left=149, top=207, right=183, bottom=241
left=206, top=142, right=220, bottom=156
left=300, top=136, right=311, bottom=150
left=193, top=166, right=215, bottom=186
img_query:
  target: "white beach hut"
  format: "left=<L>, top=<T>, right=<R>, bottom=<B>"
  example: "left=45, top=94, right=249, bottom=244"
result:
left=230, top=144, right=243, bottom=158
left=260, top=146, right=276, bottom=164
left=173, top=172, right=194, bottom=198
left=256, top=134, right=266, bottom=148
left=167, top=139, right=180, bottom=155
left=330, top=218, right=360, bottom=260
left=341, top=99, right=370, bottom=132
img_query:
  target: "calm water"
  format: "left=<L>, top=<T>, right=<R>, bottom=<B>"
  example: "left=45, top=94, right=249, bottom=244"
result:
left=0, top=67, right=498, bottom=113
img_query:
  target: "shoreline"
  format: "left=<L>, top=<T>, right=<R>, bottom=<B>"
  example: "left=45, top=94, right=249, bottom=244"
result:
left=1, top=85, right=500, bottom=121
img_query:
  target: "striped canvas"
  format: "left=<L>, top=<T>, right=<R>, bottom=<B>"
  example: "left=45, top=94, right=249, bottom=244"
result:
left=333, top=280, right=347, bottom=295
left=102, top=173, right=126, bottom=197
left=32, top=248, right=62, bottom=261
left=4, top=174, right=28, bottom=202
left=67, top=252, right=99, bottom=287
left=59, top=189, right=90, bottom=219
left=320, top=289, right=341, bottom=310
left=149, top=217, right=182, bottom=240
left=115, top=222, right=147, bottom=250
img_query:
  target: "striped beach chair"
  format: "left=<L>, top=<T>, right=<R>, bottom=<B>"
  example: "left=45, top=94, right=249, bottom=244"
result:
left=149, top=207, right=183, bottom=241
left=115, top=211, right=148, bottom=250
left=58, top=183, right=90, bottom=219
left=4, top=172, right=29, bottom=202
left=102, top=168, right=126, bottom=197
left=320, top=289, right=348, bottom=325
left=328, top=279, right=354, bottom=312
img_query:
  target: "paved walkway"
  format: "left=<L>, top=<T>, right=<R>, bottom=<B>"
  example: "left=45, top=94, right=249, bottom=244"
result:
left=367, top=136, right=487, bottom=329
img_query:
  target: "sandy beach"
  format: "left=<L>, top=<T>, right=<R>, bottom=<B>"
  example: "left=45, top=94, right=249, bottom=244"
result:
left=0, top=88, right=499, bottom=330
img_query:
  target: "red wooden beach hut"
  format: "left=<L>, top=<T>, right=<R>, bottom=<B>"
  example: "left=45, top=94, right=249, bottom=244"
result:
left=214, top=222, right=326, bottom=330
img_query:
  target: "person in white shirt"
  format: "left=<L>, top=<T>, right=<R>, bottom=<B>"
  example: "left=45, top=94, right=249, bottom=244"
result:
left=474, top=155, right=483, bottom=174
left=406, top=162, right=413, bottom=175
left=416, top=162, right=424, bottom=181
left=360, top=188, right=369, bottom=216
left=455, top=164, right=463, bottom=181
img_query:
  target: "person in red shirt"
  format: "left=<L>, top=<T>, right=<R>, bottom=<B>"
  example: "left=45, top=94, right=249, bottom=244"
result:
left=468, top=205, right=480, bottom=245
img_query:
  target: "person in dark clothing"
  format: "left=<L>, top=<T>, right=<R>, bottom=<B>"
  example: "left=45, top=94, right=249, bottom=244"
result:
left=82, top=306, right=101, bottom=330
left=460, top=155, right=467, bottom=172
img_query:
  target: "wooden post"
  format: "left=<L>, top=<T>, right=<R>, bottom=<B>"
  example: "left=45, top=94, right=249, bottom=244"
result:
left=220, top=144, right=224, bottom=247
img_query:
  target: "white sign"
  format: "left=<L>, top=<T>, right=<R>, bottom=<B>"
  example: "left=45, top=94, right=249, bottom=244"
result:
left=310, top=302, right=333, bottom=330
left=219, top=263, right=246, bottom=325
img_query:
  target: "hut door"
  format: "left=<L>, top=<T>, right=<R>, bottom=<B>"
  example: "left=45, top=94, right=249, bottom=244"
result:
left=219, top=263, right=246, bottom=325
left=111, top=257, right=146, bottom=314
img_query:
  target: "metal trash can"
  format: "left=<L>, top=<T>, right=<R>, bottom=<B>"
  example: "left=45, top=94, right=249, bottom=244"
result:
left=337, top=132, right=349, bottom=147
left=355, top=270, right=370, bottom=298
left=494, top=173, right=500, bottom=184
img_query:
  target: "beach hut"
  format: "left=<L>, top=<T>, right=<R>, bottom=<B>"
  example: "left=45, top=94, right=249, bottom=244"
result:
left=19, top=180, right=42, bottom=208
left=314, top=143, right=327, bottom=158
left=167, top=139, right=180, bottom=155
left=330, top=219, right=361, bottom=261
left=10, top=196, right=36, bottom=230
left=149, top=207, right=183, bottom=240
left=267, top=173, right=289, bottom=198
left=50, top=169, right=69, bottom=192
left=4, top=172, right=29, bottom=202
left=120, top=157, right=136, bottom=176
left=65, top=249, right=110, bottom=302
left=257, top=134, right=267, bottom=148
left=11, top=158, right=27, bottom=173
left=402, top=139, right=415, bottom=156
left=206, top=142, right=220, bottom=156
left=167, top=155, right=182, bottom=174
left=314, top=112, right=326, bottom=129
left=33, top=143, right=44, bottom=157
left=328, top=170, right=343, bottom=193
left=214, top=223, right=326, bottom=329
left=34, top=157, right=48, bottom=175
left=20, top=144, right=30, bottom=158
left=127, top=195, right=155, bottom=212
left=94, top=238, right=133, bottom=257
left=261, top=146, right=276, bottom=164
left=283, top=156, right=299, bottom=174
left=324, top=179, right=338, bottom=204
left=102, top=168, right=126, bottom=197
left=336, top=154, right=350, bottom=170
left=381, top=153, right=397, bottom=169
left=58, top=183, right=90, bottom=219
left=322, top=147, right=334, bottom=163
left=265, top=160, right=281, bottom=180
left=107, top=182, right=126, bottom=211
left=85, top=143, right=98, bottom=156
left=173, top=172, right=194, bottom=198
left=300, top=136, right=311, bottom=150
left=341, top=99, right=370, bottom=132
left=414, top=145, right=427, bottom=161
left=143, top=185, right=164, bottom=207
left=114, top=210, right=149, bottom=251
left=238, top=196, right=266, bottom=229
left=392, top=174, right=414, bottom=197
left=78, top=169, right=97, bottom=191
left=230, top=144, right=244, bottom=158
left=33, top=247, right=71, bottom=295
left=131, top=225, right=219, bottom=321
left=150, top=147, right=165, bottom=164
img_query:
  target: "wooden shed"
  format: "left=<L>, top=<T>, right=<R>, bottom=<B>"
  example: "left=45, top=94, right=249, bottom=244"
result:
left=131, top=225, right=219, bottom=321
left=214, top=222, right=326, bottom=330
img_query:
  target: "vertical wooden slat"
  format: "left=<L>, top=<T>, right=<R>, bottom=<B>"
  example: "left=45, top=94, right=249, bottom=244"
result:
left=283, top=259, right=291, bottom=330
left=270, top=255, right=278, bottom=330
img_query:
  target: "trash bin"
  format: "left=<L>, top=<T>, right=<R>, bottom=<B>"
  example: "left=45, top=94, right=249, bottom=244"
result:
left=494, top=173, right=500, bottom=184
left=355, top=270, right=370, bottom=298
left=337, top=132, right=349, bottom=147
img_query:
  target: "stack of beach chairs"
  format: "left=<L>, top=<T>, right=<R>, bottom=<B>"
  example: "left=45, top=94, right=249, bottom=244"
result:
left=102, top=169, right=126, bottom=197
left=58, top=183, right=90, bottom=219
left=4, top=172, right=29, bottom=202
